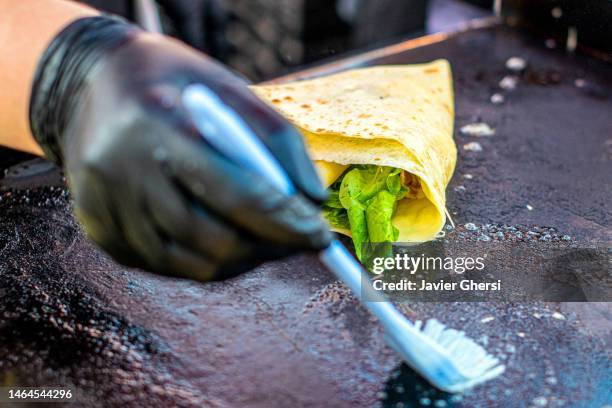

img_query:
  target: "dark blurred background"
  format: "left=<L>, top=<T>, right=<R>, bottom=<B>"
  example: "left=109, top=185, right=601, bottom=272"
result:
left=78, top=0, right=494, bottom=81
left=0, top=0, right=486, bottom=174
left=3, top=0, right=609, bottom=168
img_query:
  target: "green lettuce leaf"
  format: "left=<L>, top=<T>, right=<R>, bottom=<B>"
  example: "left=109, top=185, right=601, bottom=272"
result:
left=366, top=190, right=399, bottom=242
left=346, top=206, right=368, bottom=260
left=322, top=165, right=406, bottom=260
left=322, top=206, right=349, bottom=230
left=325, top=190, right=343, bottom=209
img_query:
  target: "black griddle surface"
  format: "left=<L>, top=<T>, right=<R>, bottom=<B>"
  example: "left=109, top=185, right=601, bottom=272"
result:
left=1, top=23, right=611, bottom=407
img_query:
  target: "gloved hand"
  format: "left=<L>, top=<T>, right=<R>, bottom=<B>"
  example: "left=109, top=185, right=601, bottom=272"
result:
left=29, top=16, right=331, bottom=281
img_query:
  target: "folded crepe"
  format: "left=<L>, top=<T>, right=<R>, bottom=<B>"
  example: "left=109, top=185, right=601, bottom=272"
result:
left=251, top=60, right=456, bottom=257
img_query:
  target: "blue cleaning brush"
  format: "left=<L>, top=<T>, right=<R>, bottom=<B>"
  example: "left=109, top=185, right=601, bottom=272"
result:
left=182, top=83, right=505, bottom=393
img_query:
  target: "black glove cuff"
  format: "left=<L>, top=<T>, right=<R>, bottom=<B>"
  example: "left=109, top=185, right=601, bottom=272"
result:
left=29, top=16, right=139, bottom=165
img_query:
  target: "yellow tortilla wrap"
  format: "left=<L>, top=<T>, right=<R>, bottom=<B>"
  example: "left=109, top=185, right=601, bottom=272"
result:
left=251, top=59, right=456, bottom=242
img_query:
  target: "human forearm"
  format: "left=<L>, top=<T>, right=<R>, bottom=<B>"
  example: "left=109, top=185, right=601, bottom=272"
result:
left=0, top=0, right=98, bottom=155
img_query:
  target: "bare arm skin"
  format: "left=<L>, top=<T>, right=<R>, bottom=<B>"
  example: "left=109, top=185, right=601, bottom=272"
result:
left=0, top=0, right=99, bottom=155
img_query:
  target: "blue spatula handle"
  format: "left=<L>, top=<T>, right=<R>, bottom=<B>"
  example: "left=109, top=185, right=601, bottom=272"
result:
left=182, top=83, right=295, bottom=196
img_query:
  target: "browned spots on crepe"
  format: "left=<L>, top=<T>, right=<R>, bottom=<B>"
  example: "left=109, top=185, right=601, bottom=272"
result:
left=284, top=96, right=293, bottom=101
left=271, top=98, right=281, bottom=104
left=359, top=113, right=372, bottom=119
left=301, top=104, right=311, bottom=109
left=317, top=99, right=329, bottom=104
left=424, top=68, right=439, bottom=74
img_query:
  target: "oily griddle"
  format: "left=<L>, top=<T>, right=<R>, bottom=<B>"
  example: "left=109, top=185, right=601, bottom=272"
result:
left=1, top=22, right=611, bottom=407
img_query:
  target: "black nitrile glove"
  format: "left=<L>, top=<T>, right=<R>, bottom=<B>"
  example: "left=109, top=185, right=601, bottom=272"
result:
left=29, top=16, right=330, bottom=281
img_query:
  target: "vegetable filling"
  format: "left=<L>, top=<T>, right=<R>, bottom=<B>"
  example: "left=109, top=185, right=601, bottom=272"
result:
left=322, top=165, right=417, bottom=260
